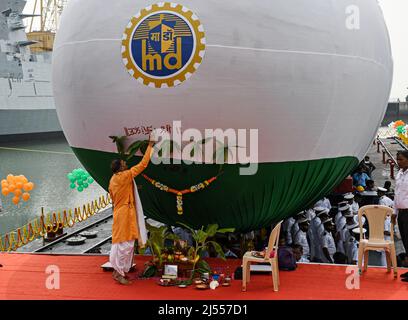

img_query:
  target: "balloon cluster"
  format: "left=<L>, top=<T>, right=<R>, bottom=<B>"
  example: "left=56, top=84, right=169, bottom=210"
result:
left=1, top=174, right=34, bottom=205
left=389, top=120, right=408, bottom=145
left=67, top=169, right=94, bottom=192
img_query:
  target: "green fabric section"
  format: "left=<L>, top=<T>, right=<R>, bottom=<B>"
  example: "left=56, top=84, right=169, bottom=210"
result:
left=72, top=147, right=358, bottom=232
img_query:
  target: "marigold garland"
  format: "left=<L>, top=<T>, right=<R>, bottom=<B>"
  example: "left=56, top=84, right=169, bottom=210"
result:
left=142, top=174, right=218, bottom=215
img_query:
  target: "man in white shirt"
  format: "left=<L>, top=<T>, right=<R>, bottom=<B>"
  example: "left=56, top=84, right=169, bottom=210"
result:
left=395, top=151, right=408, bottom=280
left=378, top=187, right=394, bottom=208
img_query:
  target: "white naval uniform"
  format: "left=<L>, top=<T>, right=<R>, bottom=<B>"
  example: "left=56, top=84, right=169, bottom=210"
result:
left=379, top=195, right=394, bottom=208
left=345, top=234, right=358, bottom=264
left=336, top=216, right=346, bottom=234
left=336, top=225, right=347, bottom=255
left=307, top=228, right=317, bottom=260
left=378, top=216, right=395, bottom=266
left=294, top=229, right=310, bottom=262
left=350, top=201, right=359, bottom=215
left=335, top=212, right=343, bottom=226
left=321, top=231, right=336, bottom=263
left=379, top=194, right=394, bottom=266
left=305, top=209, right=316, bottom=221
left=310, top=216, right=323, bottom=261
left=353, top=215, right=366, bottom=226
left=291, top=222, right=300, bottom=243
left=315, top=198, right=332, bottom=211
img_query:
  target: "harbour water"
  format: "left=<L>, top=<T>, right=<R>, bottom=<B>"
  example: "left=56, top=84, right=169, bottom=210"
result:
left=0, top=136, right=106, bottom=235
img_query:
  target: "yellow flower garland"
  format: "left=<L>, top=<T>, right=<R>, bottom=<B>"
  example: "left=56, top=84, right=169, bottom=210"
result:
left=142, top=174, right=218, bottom=215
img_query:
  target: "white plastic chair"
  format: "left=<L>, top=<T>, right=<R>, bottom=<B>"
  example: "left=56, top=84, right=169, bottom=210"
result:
left=242, top=220, right=282, bottom=292
left=357, top=205, right=397, bottom=278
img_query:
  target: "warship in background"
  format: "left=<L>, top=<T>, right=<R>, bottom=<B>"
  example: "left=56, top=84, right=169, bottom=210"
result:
left=0, top=0, right=62, bottom=138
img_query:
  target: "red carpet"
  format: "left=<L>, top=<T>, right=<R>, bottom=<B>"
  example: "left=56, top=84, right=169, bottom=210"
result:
left=1, top=253, right=407, bottom=300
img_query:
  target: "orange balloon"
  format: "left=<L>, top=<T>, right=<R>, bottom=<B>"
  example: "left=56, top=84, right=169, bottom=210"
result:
left=6, top=174, right=14, bottom=183
left=14, top=188, right=22, bottom=197
left=22, top=193, right=30, bottom=201
left=21, top=176, right=28, bottom=184
left=16, top=181, right=23, bottom=189
left=12, top=196, right=20, bottom=205
left=8, top=184, right=16, bottom=192
left=1, top=179, right=8, bottom=186
left=1, top=188, right=9, bottom=196
left=23, top=183, right=31, bottom=192
left=27, top=182, right=34, bottom=191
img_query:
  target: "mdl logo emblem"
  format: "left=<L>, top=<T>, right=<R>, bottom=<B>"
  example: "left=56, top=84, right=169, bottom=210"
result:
left=122, top=2, right=206, bottom=88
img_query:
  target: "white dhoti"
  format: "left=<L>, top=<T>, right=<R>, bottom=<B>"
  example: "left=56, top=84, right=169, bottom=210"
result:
left=109, top=240, right=135, bottom=277
left=109, top=181, right=146, bottom=277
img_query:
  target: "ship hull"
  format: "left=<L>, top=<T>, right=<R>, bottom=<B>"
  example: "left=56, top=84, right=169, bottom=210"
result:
left=0, top=109, right=61, bottom=136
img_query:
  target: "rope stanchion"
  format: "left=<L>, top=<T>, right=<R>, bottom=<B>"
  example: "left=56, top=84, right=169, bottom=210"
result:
left=0, top=193, right=112, bottom=252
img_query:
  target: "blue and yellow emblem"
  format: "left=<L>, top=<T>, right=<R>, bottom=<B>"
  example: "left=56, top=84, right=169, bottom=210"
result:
left=122, top=2, right=206, bottom=88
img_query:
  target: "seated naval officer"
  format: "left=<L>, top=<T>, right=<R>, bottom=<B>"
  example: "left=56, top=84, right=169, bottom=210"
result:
left=311, top=207, right=328, bottom=261
left=334, top=201, right=347, bottom=225
left=344, top=193, right=359, bottom=215
left=294, top=216, right=311, bottom=262
left=320, top=217, right=336, bottom=264
left=345, top=222, right=360, bottom=265
left=335, top=210, right=354, bottom=255
left=314, top=197, right=332, bottom=211
left=291, top=211, right=306, bottom=241
left=378, top=187, right=394, bottom=208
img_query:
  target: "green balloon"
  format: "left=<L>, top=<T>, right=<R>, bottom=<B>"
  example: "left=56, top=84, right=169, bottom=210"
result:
left=69, top=177, right=76, bottom=183
left=77, top=179, right=84, bottom=185
left=83, top=183, right=89, bottom=188
left=78, top=186, right=84, bottom=192
left=70, top=183, right=76, bottom=189
left=88, top=178, right=94, bottom=184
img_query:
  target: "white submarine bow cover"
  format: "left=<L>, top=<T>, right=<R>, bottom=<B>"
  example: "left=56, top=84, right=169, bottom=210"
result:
left=52, top=0, right=392, bottom=231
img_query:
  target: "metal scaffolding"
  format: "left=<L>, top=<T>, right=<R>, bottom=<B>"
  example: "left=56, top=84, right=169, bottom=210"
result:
left=28, top=0, right=67, bottom=32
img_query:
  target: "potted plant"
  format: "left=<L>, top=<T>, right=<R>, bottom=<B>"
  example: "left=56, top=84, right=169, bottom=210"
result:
left=140, top=224, right=180, bottom=278
left=177, top=223, right=235, bottom=280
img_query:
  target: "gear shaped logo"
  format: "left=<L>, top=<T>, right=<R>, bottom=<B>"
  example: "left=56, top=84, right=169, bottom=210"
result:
left=122, top=2, right=206, bottom=88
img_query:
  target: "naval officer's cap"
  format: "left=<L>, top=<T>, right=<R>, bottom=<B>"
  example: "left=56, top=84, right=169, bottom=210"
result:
left=344, top=193, right=355, bottom=200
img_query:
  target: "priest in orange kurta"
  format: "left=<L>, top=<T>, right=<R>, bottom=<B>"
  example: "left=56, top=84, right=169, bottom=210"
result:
left=108, top=141, right=154, bottom=284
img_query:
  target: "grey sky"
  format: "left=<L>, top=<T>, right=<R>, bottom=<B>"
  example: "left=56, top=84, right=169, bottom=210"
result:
left=23, top=0, right=407, bottom=100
